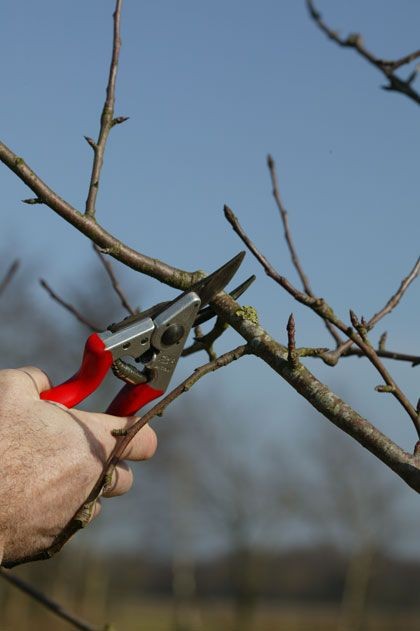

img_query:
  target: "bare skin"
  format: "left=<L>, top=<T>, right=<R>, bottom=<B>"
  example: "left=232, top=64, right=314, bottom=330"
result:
left=0, top=367, right=157, bottom=566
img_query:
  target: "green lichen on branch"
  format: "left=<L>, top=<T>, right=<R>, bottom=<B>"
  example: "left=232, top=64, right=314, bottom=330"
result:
left=235, top=305, right=259, bottom=325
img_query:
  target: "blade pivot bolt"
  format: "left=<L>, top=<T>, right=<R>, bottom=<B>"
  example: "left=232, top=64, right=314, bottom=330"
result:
left=161, top=324, right=185, bottom=346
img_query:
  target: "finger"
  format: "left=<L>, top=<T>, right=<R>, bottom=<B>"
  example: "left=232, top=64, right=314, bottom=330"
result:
left=102, top=462, right=134, bottom=498
left=88, top=413, right=158, bottom=461
left=17, top=366, right=52, bottom=396
left=120, top=424, right=158, bottom=461
left=91, top=500, right=102, bottom=520
left=73, top=409, right=158, bottom=463
left=45, top=400, right=69, bottom=412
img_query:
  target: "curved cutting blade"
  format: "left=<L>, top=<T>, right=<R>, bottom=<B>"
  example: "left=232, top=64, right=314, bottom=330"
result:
left=194, top=273, right=255, bottom=326
left=190, top=251, right=245, bottom=307
left=108, top=252, right=245, bottom=333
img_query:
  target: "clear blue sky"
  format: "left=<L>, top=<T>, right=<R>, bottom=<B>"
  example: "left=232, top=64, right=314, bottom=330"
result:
left=1, top=1, right=419, bottom=554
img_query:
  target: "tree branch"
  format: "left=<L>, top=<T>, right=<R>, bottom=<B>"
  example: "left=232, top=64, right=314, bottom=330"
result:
left=0, top=569, right=101, bottom=631
left=39, top=279, right=101, bottom=331
left=267, top=154, right=343, bottom=346
left=306, top=0, right=420, bottom=106
left=85, top=0, right=125, bottom=217
left=0, top=260, right=19, bottom=297
left=1, top=1, right=419, bottom=573
left=210, top=291, right=420, bottom=491
left=344, top=347, right=420, bottom=367
left=324, top=257, right=420, bottom=365
left=93, top=244, right=137, bottom=315
left=0, top=141, right=199, bottom=289
left=182, top=317, right=228, bottom=360
left=224, top=205, right=419, bottom=432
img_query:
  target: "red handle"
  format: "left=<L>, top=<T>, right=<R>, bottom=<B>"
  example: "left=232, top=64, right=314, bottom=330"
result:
left=41, top=333, right=113, bottom=408
left=106, top=383, right=164, bottom=416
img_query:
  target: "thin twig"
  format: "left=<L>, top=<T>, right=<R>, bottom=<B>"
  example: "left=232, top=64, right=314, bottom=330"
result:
left=0, top=569, right=101, bottom=631
left=286, top=313, right=299, bottom=367
left=93, top=244, right=137, bottom=315
left=297, top=344, right=419, bottom=366
left=0, top=260, right=19, bottom=296
left=39, top=279, right=101, bottom=331
left=224, top=204, right=419, bottom=432
left=85, top=0, right=124, bottom=217
left=382, top=50, right=420, bottom=71
left=182, top=317, right=228, bottom=360
left=324, top=257, right=420, bottom=365
left=10, top=345, right=249, bottom=565
left=267, top=154, right=342, bottom=346
left=369, top=257, right=419, bottom=326
left=306, top=0, right=420, bottom=106
left=344, top=347, right=420, bottom=367
left=267, top=155, right=313, bottom=294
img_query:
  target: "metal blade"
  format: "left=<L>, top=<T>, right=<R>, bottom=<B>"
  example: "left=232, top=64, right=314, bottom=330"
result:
left=108, top=252, right=245, bottom=333
left=190, top=251, right=245, bottom=308
left=194, top=274, right=256, bottom=326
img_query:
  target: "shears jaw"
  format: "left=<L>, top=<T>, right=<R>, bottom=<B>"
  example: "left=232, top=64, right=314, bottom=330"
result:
left=191, top=251, right=245, bottom=307
left=144, top=292, right=201, bottom=390
left=100, top=293, right=202, bottom=390
left=102, top=252, right=247, bottom=391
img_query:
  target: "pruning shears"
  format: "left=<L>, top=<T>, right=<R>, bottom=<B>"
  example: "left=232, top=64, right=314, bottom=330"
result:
left=41, top=252, right=253, bottom=416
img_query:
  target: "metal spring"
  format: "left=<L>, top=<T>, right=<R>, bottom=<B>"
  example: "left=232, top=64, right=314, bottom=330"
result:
left=111, top=359, right=147, bottom=385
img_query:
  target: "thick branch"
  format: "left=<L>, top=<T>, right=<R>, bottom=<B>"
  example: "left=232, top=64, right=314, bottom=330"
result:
left=0, top=569, right=100, bottom=631
left=210, top=292, right=420, bottom=491
left=306, top=0, right=420, bottom=106
left=267, top=155, right=312, bottom=295
left=85, top=0, right=124, bottom=217
left=0, top=141, right=198, bottom=289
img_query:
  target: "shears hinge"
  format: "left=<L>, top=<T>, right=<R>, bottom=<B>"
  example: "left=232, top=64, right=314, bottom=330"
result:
left=146, top=292, right=201, bottom=391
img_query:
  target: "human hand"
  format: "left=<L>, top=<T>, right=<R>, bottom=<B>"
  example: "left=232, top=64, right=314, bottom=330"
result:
left=0, top=367, right=157, bottom=566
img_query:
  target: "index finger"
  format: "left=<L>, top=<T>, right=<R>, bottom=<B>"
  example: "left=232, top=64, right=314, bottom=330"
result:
left=80, top=411, right=158, bottom=462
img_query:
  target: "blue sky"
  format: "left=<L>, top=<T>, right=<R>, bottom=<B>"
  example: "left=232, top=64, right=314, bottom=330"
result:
left=1, top=1, right=419, bottom=553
